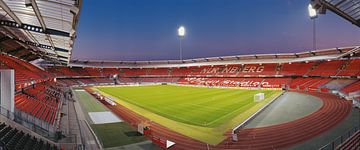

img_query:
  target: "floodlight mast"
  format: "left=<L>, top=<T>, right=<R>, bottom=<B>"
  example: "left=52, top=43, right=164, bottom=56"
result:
left=178, top=26, right=185, bottom=60
left=308, top=4, right=318, bottom=51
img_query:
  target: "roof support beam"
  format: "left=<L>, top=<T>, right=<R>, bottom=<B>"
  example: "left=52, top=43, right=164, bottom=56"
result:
left=5, top=36, right=69, bottom=53
left=0, top=20, right=70, bottom=37
left=335, top=0, right=346, bottom=6
left=26, top=0, right=46, bottom=31
left=0, top=0, right=22, bottom=25
left=26, top=0, right=57, bottom=53
left=314, top=0, right=360, bottom=27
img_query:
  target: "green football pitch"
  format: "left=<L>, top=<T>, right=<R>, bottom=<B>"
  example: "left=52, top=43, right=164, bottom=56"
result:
left=93, top=85, right=283, bottom=144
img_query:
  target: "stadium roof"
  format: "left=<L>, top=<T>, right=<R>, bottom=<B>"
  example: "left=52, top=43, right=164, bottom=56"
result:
left=65, top=46, right=360, bottom=68
left=0, top=0, right=82, bottom=64
left=311, top=0, right=360, bottom=27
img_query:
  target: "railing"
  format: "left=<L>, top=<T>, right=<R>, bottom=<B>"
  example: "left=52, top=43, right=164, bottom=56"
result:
left=319, top=126, right=359, bottom=150
left=0, top=105, right=58, bottom=140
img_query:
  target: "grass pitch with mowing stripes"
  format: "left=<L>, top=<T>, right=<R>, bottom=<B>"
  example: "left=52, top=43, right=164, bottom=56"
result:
left=94, top=85, right=283, bottom=144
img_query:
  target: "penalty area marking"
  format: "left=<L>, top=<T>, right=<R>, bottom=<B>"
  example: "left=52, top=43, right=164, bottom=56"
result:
left=88, top=111, right=122, bottom=124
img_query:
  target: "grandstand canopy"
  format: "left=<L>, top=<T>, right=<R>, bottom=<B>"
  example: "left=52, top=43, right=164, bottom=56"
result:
left=0, top=0, right=82, bottom=64
left=311, top=0, right=360, bottom=27
left=66, top=46, right=359, bottom=68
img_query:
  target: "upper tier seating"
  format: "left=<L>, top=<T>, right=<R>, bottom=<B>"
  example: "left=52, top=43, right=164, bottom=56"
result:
left=85, top=68, right=103, bottom=76
left=307, top=60, right=344, bottom=76
left=188, top=64, right=278, bottom=77
left=146, top=68, right=169, bottom=76
left=0, top=54, right=51, bottom=89
left=337, top=59, right=360, bottom=76
left=171, top=67, right=193, bottom=76
left=122, top=68, right=147, bottom=77
left=238, top=64, right=278, bottom=76
left=280, top=62, right=315, bottom=76
left=44, top=59, right=359, bottom=95
left=102, top=68, right=121, bottom=77
left=46, top=59, right=360, bottom=78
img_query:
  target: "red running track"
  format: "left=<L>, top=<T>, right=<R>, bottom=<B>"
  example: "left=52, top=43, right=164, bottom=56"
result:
left=96, top=91, right=352, bottom=150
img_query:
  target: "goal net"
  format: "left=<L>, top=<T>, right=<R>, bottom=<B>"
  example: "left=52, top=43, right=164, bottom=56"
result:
left=254, top=93, right=265, bottom=102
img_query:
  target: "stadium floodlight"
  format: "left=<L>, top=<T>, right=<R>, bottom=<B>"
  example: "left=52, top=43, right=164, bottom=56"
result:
left=308, top=4, right=317, bottom=51
left=308, top=4, right=317, bottom=19
left=178, top=26, right=185, bottom=37
left=177, top=26, right=185, bottom=60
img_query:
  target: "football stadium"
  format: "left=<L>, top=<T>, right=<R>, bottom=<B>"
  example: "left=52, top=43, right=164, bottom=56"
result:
left=0, top=0, right=359, bottom=150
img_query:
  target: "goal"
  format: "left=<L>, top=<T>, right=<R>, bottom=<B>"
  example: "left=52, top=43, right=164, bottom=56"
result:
left=254, top=93, right=265, bottom=102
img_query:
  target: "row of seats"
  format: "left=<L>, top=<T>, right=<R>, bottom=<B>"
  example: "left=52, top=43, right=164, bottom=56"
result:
left=0, top=54, right=51, bottom=90
left=0, top=122, right=58, bottom=150
left=341, top=80, right=360, bottom=94
left=336, top=130, right=359, bottom=150
left=178, top=77, right=360, bottom=94
left=15, top=94, right=58, bottom=125
left=178, top=77, right=289, bottom=88
left=46, top=59, right=360, bottom=78
left=14, top=83, right=63, bottom=125
left=56, top=75, right=358, bottom=95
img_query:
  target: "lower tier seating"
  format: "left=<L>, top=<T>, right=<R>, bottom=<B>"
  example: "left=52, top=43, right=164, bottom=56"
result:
left=336, top=130, right=360, bottom=150
left=0, top=122, right=58, bottom=150
left=342, top=80, right=360, bottom=94
left=15, top=82, right=62, bottom=125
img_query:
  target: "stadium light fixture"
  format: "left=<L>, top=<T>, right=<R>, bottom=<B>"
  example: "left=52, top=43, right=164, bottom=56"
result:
left=308, top=4, right=317, bottom=51
left=177, top=26, right=185, bottom=60
left=308, top=4, right=317, bottom=19
left=178, top=26, right=185, bottom=37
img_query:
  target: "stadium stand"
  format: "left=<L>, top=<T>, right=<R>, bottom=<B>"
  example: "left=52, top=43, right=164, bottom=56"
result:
left=171, top=67, right=194, bottom=76
left=280, top=62, right=316, bottom=76
left=322, top=79, right=357, bottom=91
left=336, top=130, right=360, bottom=150
left=15, top=82, right=62, bottom=125
left=47, top=58, right=360, bottom=95
left=337, top=59, right=360, bottom=76
left=307, top=60, right=344, bottom=76
left=0, top=54, right=51, bottom=90
left=0, top=122, right=58, bottom=150
left=2, top=44, right=358, bottom=150
left=341, top=80, right=360, bottom=94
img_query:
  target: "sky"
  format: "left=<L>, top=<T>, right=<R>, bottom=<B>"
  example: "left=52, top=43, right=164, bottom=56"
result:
left=72, top=0, right=360, bottom=61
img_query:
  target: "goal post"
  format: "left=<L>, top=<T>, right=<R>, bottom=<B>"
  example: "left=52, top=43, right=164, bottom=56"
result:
left=254, top=93, right=265, bottom=102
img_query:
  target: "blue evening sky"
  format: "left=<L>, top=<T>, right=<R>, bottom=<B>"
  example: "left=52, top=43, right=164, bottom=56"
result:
left=72, top=0, right=360, bottom=61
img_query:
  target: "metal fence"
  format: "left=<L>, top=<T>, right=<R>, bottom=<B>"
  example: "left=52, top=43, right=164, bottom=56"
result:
left=319, top=126, right=359, bottom=150
left=0, top=105, right=58, bottom=140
